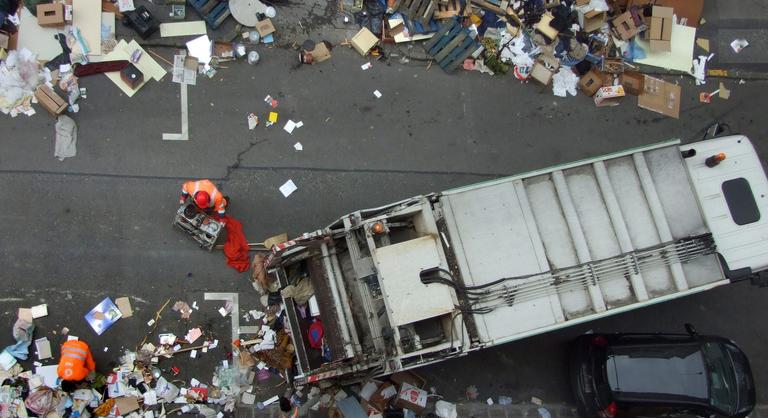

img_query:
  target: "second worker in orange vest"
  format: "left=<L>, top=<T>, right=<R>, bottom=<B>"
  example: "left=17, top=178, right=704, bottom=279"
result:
left=57, top=340, right=96, bottom=382
left=180, top=179, right=228, bottom=216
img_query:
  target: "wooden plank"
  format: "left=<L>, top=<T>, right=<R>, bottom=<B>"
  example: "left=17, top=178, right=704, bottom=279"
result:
left=469, top=0, right=503, bottom=14
left=160, top=21, right=207, bottom=37
left=73, top=0, right=102, bottom=55
left=420, top=0, right=436, bottom=25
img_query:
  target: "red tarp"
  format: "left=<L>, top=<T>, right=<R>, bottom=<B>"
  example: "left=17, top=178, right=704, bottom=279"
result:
left=221, top=215, right=250, bottom=272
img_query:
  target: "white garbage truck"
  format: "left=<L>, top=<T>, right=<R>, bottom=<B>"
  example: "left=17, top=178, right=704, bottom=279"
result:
left=263, top=135, right=768, bottom=385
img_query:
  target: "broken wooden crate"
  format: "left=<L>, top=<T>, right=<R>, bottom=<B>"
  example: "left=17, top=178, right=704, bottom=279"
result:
left=399, top=0, right=437, bottom=25
left=424, top=17, right=481, bottom=72
left=433, top=0, right=463, bottom=19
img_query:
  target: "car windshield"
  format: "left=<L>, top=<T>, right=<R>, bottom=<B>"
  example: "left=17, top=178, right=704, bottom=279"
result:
left=702, top=342, right=738, bottom=415
left=606, top=344, right=708, bottom=399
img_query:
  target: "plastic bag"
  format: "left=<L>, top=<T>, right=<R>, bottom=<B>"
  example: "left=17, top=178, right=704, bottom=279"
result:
left=25, top=388, right=55, bottom=416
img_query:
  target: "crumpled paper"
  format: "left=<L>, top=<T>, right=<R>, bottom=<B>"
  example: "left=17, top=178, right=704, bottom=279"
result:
left=552, top=67, right=579, bottom=97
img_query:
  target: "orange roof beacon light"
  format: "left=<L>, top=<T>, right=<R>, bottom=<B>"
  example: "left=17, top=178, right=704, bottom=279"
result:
left=705, top=152, right=726, bottom=168
left=370, top=221, right=385, bottom=235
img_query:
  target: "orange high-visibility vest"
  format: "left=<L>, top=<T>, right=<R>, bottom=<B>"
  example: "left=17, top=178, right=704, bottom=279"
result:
left=182, top=179, right=227, bottom=215
left=57, top=340, right=96, bottom=382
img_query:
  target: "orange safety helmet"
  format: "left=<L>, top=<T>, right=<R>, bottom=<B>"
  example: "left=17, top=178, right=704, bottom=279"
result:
left=194, top=191, right=211, bottom=208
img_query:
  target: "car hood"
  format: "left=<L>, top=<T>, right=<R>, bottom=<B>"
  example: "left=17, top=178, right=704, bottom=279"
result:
left=606, top=346, right=709, bottom=400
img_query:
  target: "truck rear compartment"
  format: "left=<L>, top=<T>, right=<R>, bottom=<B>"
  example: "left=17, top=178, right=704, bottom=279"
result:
left=439, top=143, right=723, bottom=345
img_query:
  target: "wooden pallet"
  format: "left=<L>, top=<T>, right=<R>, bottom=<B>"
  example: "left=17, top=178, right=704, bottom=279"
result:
left=400, top=0, right=437, bottom=25
left=424, top=17, right=481, bottom=72
left=433, top=0, right=461, bottom=19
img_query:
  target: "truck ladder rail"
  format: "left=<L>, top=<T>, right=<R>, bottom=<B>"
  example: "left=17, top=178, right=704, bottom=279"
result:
left=442, top=234, right=716, bottom=314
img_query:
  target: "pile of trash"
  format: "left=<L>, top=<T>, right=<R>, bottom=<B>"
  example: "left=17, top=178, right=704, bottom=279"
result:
left=0, top=290, right=300, bottom=417
left=344, top=0, right=738, bottom=119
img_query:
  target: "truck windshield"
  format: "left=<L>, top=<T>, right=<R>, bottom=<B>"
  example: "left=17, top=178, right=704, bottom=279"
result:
left=702, top=342, right=738, bottom=415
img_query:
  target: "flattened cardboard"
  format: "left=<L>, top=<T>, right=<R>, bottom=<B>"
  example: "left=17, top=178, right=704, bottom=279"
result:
left=72, top=0, right=102, bottom=55
left=620, top=71, right=645, bottom=95
left=638, top=75, right=680, bottom=118
left=17, top=8, right=62, bottom=61
left=115, top=297, right=133, bottom=318
left=114, top=397, right=140, bottom=415
left=37, top=3, right=65, bottom=27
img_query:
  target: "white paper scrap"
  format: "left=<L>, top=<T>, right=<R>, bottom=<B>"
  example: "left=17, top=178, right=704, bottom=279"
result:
left=279, top=179, right=298, bottom=197
left=117, top=0, right=135, bottom=12
left=190, top=349, right=197, bottom=358
left=248, top=113, right=258, bottom=130
left=293, top=142, right=303, bottom=151
left=218, top=307, right=228, bottom=317
left=730, top=38, right=749, bottom=53
left=373, top=90, right=382, bottom=98
left=31, top=304, right=48, bottom=318
left=361, top=62, right=372, bottom=70
left=283, top=120, right=297, bottom=134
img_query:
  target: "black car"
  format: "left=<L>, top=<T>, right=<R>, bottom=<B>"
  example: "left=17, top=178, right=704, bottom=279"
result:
left=569, top=325, right=755, bottom=418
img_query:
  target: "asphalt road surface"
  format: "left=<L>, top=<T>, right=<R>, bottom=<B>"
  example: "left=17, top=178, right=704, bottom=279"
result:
left=2, top=31, right=768, bottom=411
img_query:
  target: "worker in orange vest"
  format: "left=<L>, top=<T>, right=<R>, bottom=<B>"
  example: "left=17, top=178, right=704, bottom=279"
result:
left=180, top=179, right=228, bottom=216
left=57, top=340, right=96, bottom=382
left=279, top=396, right=298, bottom=418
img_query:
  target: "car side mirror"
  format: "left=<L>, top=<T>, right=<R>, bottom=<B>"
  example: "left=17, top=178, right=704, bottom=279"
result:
left=684, top=323, right=699, bottom=337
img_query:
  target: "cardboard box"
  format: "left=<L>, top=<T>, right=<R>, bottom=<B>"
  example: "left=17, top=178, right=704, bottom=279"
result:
left=390, top=371, right=427, bottom=389
left=578, top=68, right=604, bottom=97
left=582, top=9, right=606, bottom=33
left=612, top=11, right=639, bottom=40
left=37, top=3, right=65, bottom=27
left=638, top=75, right=680, bottom=118
left=535, top=12, right=558, bottom=40
left=530, top=61, right=554, bottom=85
left=392, top=382, right=428, bottom=414
left=255, top=19, right=275, bottom=37
left=620, top=71, right=645, bottom=95
left=594, top=85, right=625, bottom=107
left=649, top=17, right=663, bottom=39
left=351, top=27, right=379, bottom=56
left=648, top=6, right=673, bottom=51
left=368, top=382, right=397, bottom=411
left=35, top=85, right=67, bottom=116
